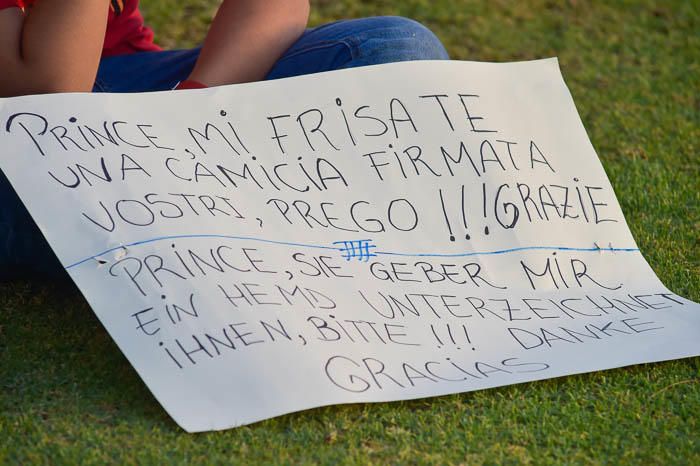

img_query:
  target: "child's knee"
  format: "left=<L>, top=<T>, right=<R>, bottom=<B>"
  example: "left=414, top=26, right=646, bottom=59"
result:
left=350, top=16, right=450, bottom=65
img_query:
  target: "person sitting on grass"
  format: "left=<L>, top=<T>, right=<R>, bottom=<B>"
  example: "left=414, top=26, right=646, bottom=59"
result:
left=0, top=0, right=449, bottom=280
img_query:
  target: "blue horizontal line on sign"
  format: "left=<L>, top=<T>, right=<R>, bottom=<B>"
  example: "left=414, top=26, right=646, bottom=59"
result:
left=373, top=245, right=640, bottom=258
left=63, top=233, right=640, bottom=270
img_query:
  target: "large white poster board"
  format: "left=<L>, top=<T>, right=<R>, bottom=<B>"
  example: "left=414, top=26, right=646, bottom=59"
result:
left=1, top=59, right=698, bottom=432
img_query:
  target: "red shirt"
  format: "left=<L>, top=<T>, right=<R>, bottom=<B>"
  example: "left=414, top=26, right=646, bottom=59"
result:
left=0, top=0, right=161, bottom=57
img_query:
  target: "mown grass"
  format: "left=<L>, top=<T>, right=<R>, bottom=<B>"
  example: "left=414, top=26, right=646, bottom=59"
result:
left=1, top=1, right=698, bottom=464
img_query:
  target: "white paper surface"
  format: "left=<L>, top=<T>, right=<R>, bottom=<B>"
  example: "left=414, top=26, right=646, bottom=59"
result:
left=1, top=59, right=698, bottom=432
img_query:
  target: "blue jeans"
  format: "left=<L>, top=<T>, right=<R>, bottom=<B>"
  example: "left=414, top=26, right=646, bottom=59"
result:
left=0, top=16, right=448, bottom=280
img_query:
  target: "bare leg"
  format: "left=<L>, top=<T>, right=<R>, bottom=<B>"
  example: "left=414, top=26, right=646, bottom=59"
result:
left=186, top=0, right=310, bottom=87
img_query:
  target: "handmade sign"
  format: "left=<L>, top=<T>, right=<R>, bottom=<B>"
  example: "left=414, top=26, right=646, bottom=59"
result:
left=1, top=59, right=698, bottom=432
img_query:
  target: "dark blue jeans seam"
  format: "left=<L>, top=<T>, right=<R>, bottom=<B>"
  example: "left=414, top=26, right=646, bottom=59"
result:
left=274, top=39, right=358, bottom=64
left=93, top=77, right=111, bottom=93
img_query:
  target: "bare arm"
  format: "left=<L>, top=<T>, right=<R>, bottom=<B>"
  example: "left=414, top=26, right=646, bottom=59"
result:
left=0, top=1, right=110, bottom=97
left=187, top=0, right=310, bottom=87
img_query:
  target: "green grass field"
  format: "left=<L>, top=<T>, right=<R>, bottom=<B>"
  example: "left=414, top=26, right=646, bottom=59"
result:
left=1, top=0, right=698, bottom=464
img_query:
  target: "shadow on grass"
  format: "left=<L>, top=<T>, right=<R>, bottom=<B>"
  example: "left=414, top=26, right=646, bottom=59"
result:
left=0, top=279, right=174, bottom=429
